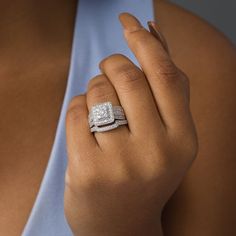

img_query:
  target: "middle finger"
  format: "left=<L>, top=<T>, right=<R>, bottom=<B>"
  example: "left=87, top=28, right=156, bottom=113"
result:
left=99, top=54, right=164, bottom=137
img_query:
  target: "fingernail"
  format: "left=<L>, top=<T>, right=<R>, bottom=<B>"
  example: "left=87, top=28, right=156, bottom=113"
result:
left=147, top=21, right=170, bottom=54
left=119, top=12, right=145, bottom=33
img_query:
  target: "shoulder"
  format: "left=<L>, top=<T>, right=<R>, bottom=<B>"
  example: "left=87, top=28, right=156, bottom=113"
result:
left=154, top=1, right=236, bottom=235
left=153, top=0, right=236, bottom=75
left=153, top=1, right=236, bottom=137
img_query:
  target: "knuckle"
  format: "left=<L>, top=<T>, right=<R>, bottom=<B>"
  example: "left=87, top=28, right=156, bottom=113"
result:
left=180, top=71, right=190, bottom=85
left=66, top=165, right=99, bottom=192
left=87, top=75, right=106, bottom=90
left=66, top=95, right=86, bottom=122
left=113, top=64, right=144, bottom=92
left=77, top=171, right=100, bottom=190
left=65, top=167, right=80, bottom=194
left=108, top=53, right=127, bottom=61
left=66, top=106, right=86, bottom=123
left=131, top=29, right=151, bottom=47
left=152, top=59, right=180, bottom=85
left=65, top=168, right=74, bottom=189
left=100, top=53, right=127, bottom=71
left=101, top=53, right=128, bottom=66
left=88, top=76, right=114, bottom=100
left=177, top=69, right=190, bottom=86
left=179, top=71, right=190, bottom=95
left=184, top=132, right=199, bottom=161
left=115, top=64, right=142, bottom=80
left=69, top=95, right=86, bottom=107
left=172, top=129, right=199, bottom=165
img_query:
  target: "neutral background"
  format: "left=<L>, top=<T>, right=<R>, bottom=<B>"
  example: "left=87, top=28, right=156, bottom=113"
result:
left=170, top=0, right=236, bottom=44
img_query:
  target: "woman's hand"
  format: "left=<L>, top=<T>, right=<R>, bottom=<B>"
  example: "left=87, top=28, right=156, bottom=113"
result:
left=64, top=13, right=198, bottom=236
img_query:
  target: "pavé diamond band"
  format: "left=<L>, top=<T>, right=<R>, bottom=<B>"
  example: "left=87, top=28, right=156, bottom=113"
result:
left=89, top=106, right=126, bottom=128
left=88, top=102, right=128, bottom=133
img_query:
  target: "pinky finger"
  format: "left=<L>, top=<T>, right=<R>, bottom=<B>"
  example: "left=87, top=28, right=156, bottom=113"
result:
left=65, top=94, right=99, bottom=161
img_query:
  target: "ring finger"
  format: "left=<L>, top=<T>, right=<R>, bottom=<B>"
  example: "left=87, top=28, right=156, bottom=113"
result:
left=86, top=74, right=129, bottom=148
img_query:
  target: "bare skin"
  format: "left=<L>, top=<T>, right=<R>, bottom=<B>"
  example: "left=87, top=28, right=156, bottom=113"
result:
left=0, top=0, right=235, bottom=235
left=0, top=0, right=77, bottom=235
left=155, top=1, right=236, bottom=235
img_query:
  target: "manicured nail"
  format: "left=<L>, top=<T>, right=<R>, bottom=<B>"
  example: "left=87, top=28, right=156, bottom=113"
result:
left=148, top=21, right=170, bottom=54
left=119, top=12, right=145, bottom=33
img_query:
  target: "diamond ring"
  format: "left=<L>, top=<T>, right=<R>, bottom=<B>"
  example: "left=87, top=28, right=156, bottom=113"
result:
left=88, top=102, right=128, bottom=133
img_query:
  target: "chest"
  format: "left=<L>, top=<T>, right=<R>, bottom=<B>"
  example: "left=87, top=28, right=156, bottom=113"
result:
left=0, top=67, right=68, bottom=235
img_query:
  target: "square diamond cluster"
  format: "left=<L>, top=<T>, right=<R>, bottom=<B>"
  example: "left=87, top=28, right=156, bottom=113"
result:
left=91, top=102, right=114, bottom=126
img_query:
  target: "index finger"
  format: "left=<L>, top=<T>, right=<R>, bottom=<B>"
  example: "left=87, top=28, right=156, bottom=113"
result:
left=119, top=13, right=192, bottom=132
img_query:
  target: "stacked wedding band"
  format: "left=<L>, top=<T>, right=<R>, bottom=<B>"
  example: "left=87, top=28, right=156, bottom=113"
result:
left=88, top=102, right=128, bottom=133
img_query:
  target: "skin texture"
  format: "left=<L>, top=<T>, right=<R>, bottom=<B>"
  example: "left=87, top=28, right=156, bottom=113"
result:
left=0, top=0, right=235, bottom=235
left=154, top=1, right=236, bottom=235
left=64, top=13, right=198, bottom=236
left=0, top=0, right=77, bottom=235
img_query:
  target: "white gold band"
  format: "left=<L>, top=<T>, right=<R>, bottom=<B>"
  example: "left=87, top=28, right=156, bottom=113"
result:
left=90, top=119, right=128, bottom=133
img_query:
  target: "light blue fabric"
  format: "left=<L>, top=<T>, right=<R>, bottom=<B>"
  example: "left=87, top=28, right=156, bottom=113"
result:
left=22, top=0, right=154, bottom=235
